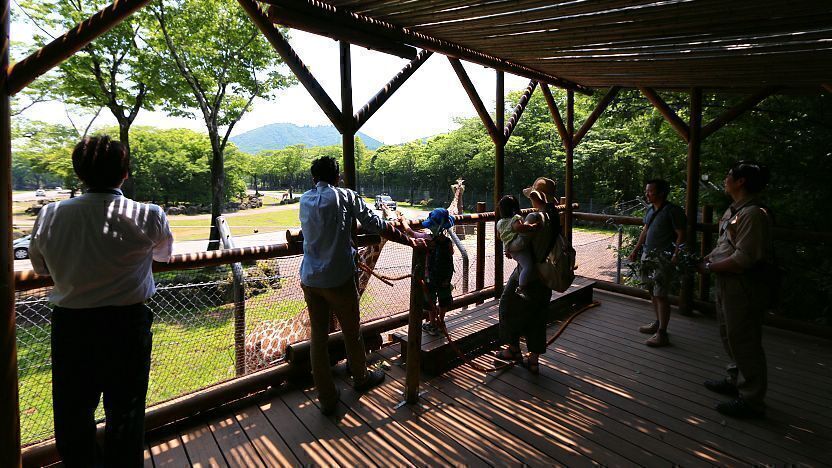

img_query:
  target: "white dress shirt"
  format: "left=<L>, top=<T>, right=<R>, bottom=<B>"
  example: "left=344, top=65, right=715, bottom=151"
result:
left=28, top=189, right=174, bottom=308
left=299, top=182, right=386, bottom=288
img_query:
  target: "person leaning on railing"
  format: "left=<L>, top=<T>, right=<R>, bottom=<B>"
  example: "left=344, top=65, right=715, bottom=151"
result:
left=298, top=156, right=426, bottom=416
left=27, top=136, right=174, bottom=467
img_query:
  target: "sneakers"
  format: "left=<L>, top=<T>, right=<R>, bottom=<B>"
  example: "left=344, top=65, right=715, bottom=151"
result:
left=704, top=379, right=739, bottom=397
left=422, top=322, right=439, bottom=336
left=354, top=369, right=385, bottom=392
left=645, top=330, right=669, bottom=347
left=716, top=398, right=765, bottom=419
left=639, top=320, right=660, bottom=334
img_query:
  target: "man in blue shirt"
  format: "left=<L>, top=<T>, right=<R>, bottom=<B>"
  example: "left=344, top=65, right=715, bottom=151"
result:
left=299, top=156, right=424, bottom=415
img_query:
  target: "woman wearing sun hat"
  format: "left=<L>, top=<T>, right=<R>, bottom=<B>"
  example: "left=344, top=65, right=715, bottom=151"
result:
left=494, top=177, right=560, bottom=374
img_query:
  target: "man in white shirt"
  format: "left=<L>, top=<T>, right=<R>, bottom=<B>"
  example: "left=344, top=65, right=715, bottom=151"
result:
left=299, top=156, right=423, bottom=415
left=29, top=136, right=173, bottom=467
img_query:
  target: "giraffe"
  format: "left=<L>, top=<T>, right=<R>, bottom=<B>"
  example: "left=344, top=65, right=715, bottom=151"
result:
left=243, top=202, right=399, bottom=372
left=448, top=178, right=465, bottom=216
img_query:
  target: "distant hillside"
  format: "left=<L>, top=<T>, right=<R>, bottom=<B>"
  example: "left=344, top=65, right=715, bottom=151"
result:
left=230, top=123, right=384, bottom=153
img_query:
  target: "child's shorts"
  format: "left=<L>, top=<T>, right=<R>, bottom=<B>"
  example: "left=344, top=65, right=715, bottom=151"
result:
left=426, top=281, right=453, bottom=308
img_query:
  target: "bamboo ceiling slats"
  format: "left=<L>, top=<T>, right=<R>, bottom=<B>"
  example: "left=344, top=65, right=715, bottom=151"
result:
left=269, top=0, right=832, bottom=90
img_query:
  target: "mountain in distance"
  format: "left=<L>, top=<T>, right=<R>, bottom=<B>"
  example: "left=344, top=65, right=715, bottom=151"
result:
left=230, top=123, right=384, bottom=153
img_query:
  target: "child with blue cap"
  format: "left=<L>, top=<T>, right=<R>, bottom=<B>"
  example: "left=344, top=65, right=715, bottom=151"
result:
left=402, top=208, right=455, bottom=335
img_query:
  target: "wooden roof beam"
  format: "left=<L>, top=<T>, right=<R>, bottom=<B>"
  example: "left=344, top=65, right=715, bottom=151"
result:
left=639, top=87, right=690, bottom=142
left=7, top=0, right=152, bottom=96
left=238, top=0, right=344, bottom=133
left=354, top=49, right=432, bottom=131
left=504, top=79, right=537, bottom=141
left=540, top=84, right=571, bottom=151
left=269, top=4, right=417, bottom=59
left=261, top=0, right=592, bottom=95
left=701, top=86, right=779, bottom=139
left=822, top=83, right=832, bottom=94
left=572, top=86, right=620, bottom=147
left=448, top=57, right=502, bottom=146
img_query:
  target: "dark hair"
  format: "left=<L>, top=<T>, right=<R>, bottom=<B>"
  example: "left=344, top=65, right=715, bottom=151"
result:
left=72, top=136, right=129, bottom=189
left=310, top=156, right=340, bottom=185
left=729, top=160, right=770, bottom=193
left=498, top=195, right=520, bottom=219
left=645, top=178, right=670, bottom=197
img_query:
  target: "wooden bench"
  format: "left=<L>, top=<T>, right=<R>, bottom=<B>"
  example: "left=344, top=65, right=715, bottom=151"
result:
left=390, top=278, right=595, bottom=375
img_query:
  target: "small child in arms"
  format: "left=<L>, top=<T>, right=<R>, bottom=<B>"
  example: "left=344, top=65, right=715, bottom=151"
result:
left=496, top=194, right=541, bottom=301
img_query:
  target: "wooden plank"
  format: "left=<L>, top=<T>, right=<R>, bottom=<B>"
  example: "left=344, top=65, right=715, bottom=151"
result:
left=297, top=382, right=415, bottom=466
left=150, top=434, right=191, bottom=467
left=279, top=389, right=377, bottom=466
left=144, top=446, right=154, bottom=468
left=377, top=347, right=560, bottom=466
left=234, top=407, right=299, bottom=467
left=181, top=423, right=227, bottom=468
left=207, top=415, right=264, bottom=467
left=259, top=395, right=340, bottom=466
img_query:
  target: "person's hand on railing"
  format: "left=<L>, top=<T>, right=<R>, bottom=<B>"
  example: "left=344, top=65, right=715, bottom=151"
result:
left=411, top=238, right=428, bottom=250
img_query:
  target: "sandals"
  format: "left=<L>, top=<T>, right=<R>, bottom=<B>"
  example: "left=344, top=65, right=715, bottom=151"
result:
left=492, top=348, right=522, bottom=365
left=521, top=357, right=540, bottom=376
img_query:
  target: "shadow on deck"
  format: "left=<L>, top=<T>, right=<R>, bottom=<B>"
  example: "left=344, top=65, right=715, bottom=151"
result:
left=145, top=290, right=832, bottom=466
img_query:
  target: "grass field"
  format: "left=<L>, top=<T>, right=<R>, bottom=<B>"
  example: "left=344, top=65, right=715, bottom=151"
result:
left=167, top=206, right=302, bottom=241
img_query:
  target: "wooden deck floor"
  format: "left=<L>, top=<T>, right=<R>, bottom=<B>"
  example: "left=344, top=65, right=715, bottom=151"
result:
left=145, top=290, right=832, bottom=467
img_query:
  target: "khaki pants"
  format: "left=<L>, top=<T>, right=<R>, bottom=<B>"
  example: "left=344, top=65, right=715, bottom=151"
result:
left=715, top=274, right=768, bottom=409
left=301, top=279, right=369, bottom=406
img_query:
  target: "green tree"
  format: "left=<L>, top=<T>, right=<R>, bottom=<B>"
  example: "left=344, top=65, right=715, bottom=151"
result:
left=150, top=0, right=295, bottom=248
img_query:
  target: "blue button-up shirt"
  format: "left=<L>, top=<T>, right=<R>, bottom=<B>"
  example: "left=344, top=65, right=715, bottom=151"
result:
left=299, top=182, right=387, bottom=288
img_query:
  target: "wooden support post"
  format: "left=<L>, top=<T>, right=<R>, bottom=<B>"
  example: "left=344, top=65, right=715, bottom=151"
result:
left=405, top=249, right=426, bottom=404
left=572, top=86, right=620, bottom=147
left=699, top=205, right=714, bottom=303
left=238, top=0, right=344, bottom=133
left=475, top=201, right=486, bottom=303
left=354, top=50, right=432, bottom=131
left=1, top=0, right=21, bottom=463
left=565, top=90, right=575, bottom=245
left=340, top=41, right=356, bottom=190
left=494, top=71, right=505, bottom=296
left=639, top=87, right=690, bottom=142
left=447, top=58, right=502, bottom=145
left=7, top=0, right=152, bottom=95
left=503, top=80, right=537, bottom=140
left=682, top=88, right=703, bottom=314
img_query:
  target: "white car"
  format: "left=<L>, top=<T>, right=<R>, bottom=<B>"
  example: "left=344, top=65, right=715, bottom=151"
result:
left=35, top=189, right=46, bottom=197
left=13, top=235, right=30, bottom=260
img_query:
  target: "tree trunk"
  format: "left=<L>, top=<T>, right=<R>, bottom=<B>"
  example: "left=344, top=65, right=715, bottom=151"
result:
left=208, top=131, right=225, bottom=251
left=118, top=123, right=136, bottom=199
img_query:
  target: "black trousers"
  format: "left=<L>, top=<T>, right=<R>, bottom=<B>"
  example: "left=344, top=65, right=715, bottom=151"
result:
left=499, top=267, right=552, bottom=354
left=51, top=303, right=153, bottom=468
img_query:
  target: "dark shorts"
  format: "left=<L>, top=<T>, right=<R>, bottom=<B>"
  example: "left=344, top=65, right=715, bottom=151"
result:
left=426, top=281, right=453, bottom=308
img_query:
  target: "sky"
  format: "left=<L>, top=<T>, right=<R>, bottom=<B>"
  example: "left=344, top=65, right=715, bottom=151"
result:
left=12, top=17, right=532, bottom=145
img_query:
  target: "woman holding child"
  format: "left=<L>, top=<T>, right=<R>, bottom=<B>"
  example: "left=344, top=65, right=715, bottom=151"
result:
left=494, top=177, right=560, bottom=375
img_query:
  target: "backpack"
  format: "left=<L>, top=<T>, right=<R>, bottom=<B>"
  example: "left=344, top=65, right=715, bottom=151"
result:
left=535, top=209, right=576, bottom=293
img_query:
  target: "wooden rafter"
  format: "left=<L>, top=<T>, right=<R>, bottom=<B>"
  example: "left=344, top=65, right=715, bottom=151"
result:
left=268, top=4, right=416, bottom=59
left=701, top=86, right=778, bottom=139
left=540, top=84, right=570, bottom=151
left=6, top=0, right=152, bottom=95
left=824, top=83, right=832, bottom=94
left=639, top=87, right=690, bottom=142
left=572, top=86, right=620, bottom=147
left=504, top=80, right=537, bottom=141
left=448, top=57, right=502, bottom=146
left=238, top=0, right=343, bottom=133
left=354, top=50, right=432, bottom=131
left=261, top=0, right=592, bottom=94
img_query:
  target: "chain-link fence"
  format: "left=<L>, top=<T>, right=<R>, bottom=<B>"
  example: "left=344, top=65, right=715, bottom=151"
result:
left=15, top=223, right=498, bottom=446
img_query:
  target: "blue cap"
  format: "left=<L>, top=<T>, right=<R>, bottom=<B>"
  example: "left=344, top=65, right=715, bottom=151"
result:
left=421, top=208, right=455, bottom=231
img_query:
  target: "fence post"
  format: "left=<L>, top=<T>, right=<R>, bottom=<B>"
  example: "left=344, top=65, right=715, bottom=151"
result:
left=405, top=248, right=427, bottom=404
left=475, top=202, right=486, bottom=304
left=699, top=205, right=714, bottom=302
left=217, top=216, right=247, bottom=376
left=616, top=225, right=624, bottom=284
